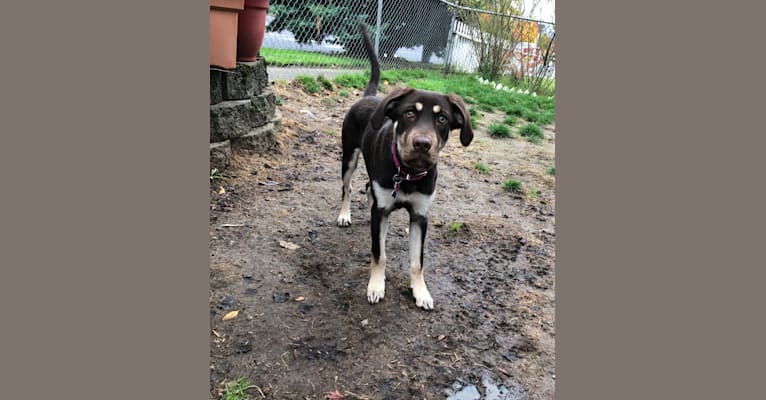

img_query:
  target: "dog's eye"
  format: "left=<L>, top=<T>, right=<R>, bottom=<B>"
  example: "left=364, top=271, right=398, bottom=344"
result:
left=404, top=110, right=416, bottom=119
left=436, top=115, right=448, bottom=125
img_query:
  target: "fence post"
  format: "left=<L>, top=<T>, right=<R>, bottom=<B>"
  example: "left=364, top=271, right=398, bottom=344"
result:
left=444, top=10, right=457, bottom=73
left=375, top=0, right=382, bottom=56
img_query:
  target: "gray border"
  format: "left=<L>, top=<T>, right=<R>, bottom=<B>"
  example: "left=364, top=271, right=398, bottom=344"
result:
left=2, top=1, right=765, bottom=399
left=557, top=1, right=765, bottom=398
left=0, top=1, right=209, bottom=398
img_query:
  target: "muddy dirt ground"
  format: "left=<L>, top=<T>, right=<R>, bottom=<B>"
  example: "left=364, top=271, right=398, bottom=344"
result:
left=210, top=81, right=556, bottom=399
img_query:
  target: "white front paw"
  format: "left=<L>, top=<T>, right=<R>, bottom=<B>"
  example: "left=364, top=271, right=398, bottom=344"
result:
left=367, top=276, right=386, bottom=304
left=337, top=212, right=351, bottom=227
left=412, top=286, right=433, bottom=310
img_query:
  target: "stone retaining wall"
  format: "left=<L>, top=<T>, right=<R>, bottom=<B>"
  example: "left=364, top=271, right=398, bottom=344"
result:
left=210, top=58, right=281, bottom=171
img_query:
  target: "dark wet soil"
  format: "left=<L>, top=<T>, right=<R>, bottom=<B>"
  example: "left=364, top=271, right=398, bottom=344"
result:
left=210, top=82, right=555, bottom=399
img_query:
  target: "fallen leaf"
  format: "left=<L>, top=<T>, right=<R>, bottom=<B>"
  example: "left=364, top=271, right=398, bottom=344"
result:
left=295, top=296, right=305, bottom=302
left=279, top=240, right=300, bottom=250
left=222, top=310, right=239, bottom=321
left=217, top=186, right=226, bottom=194
left=360, top=319, right=369, bottom=327
left=437, top=335, right=446, bottom=341
left=212, top=330, right=221, bottom=338
left=326, top=390, right=345, bottom=400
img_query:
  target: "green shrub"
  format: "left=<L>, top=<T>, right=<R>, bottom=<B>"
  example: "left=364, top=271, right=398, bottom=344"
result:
left=505, top=104, right=525, bottom=117
left=531, top=110, right=555, bottom=126
left=502, top=115, right=517, bottom=126
left=502, top=179, right=523, bottom=193
left=333, top=73, right=369, bottom=89
left=450, top=222, right=463, bottom=233
left=518, top=124, right=544, bottom=143
left=295, top=75, right=320, bottom=94
left=479, top=103, right=495, bottom=113
left=547, top=166, right=556, bottom=175
left=473, top=162, right=491, bottom=174
left=317, top=75, right=334, bottom=91
left=488, top=123, right=512, bottom=138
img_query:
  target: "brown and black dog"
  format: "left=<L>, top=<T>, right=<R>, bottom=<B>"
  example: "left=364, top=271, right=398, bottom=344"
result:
left=337, top=23, right=473, bottom=310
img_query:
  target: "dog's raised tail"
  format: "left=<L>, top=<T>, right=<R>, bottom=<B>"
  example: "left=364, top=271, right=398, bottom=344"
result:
left=359, top=22, right=380, bottom=97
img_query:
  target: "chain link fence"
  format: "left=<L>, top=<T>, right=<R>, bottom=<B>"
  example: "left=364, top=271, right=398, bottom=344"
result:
left=263, top=0, right=555, bottom=84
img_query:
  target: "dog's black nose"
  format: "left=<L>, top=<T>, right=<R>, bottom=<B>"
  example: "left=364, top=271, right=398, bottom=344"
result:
left=413, top=136, right=432, bottom=153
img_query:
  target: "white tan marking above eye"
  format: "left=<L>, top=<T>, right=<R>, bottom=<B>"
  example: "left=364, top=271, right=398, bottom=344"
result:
left=415, top=102, right=423, bottom=111
left=432, top=105, right=441, bottom=113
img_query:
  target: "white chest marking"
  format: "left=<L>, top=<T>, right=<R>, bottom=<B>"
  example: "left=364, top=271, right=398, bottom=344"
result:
left=371, top=181, right=435, bottom=216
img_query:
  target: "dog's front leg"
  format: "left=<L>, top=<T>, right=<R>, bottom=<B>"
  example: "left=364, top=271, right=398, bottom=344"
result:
left=409, top=214, right=433, bottom=310
left=367, top=207, right=389, bottom=303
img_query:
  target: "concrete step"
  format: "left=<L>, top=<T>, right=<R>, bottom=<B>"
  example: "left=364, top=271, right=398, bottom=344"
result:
left=210, top=90, right=276, bottom=142
left=210, top=58, right=269, bottom=104
left=232, top=121, right=280, bottom=155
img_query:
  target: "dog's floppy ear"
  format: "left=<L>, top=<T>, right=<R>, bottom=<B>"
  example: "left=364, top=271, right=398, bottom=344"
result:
left=446, top=94, right=473, bottom=146
left=371, top=87, right=414, bottom=130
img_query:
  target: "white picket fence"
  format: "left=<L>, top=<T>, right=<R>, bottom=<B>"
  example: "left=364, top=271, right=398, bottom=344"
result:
left=447, top=20, right=482, bottom=73
left=447, top=19, right=554, bottom=78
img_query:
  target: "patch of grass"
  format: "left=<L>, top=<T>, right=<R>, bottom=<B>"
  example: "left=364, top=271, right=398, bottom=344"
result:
left=520, top=107, right=538, bottom=121
left=333, top=73, right=369, bottom=90
left=317, top=75, right=334, bottom=91
left=473, top=162, right=491, bottom=175
left=502, top=115, right=517, bottom=126
left=220, top=378, right=251, bottom=400
left=260, top=48, right=361, bottom=67
left=470, top=117, right=479, bottom=128
left=503, top=179, right=523, bottom=193
left=450, top=222, right=463, bottom=233
left=531, top=110, right=555, bottom=126
left=547, top=166, right=556, bottom=175
left=529, top=187, right=539, bottom=199
left=504, top=104, right=525, bottom=117
left=518, top=123, right=544, bottom=144
left=479, top=103, right=495, bottom=113
left=326, top=129, right=337, bottom=136
left=274, top=96, right=284, bottom=106
left=488, top=123, right=512, bottom=138
left=295, top=75, right=320, bottom=94
left=329, top=69, right=555, bottom=124
left=339, top=90, right=350, bottom=97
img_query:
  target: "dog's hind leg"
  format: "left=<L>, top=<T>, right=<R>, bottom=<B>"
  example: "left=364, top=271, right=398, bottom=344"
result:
left=365, top=182, right=372, bottom=207
left=337, top=148, right=360, bottom=227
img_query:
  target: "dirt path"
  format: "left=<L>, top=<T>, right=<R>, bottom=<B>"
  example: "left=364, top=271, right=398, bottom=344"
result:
left=210, top=82, right=556, bottom=400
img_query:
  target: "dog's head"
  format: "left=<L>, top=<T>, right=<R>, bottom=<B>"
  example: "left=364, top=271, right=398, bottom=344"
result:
left=371, top=88, right=473, bottom=171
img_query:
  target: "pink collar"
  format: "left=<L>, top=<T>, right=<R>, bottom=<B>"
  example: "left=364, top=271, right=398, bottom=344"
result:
left=391, top=138, right=428, bottom=198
